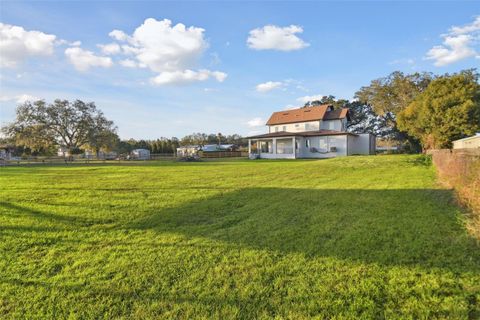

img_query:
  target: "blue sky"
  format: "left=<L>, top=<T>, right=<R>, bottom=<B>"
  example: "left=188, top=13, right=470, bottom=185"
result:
left=0, top=1, right=478, bottom=139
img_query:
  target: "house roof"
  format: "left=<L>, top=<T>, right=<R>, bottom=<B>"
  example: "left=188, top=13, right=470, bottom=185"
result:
left=453, top=133, right=480, bottom=142
left=246, top=130, right=358, bottom=139
left=323, top=108, right=350, bottom=120
left=266, top=105, right=349, bottom=125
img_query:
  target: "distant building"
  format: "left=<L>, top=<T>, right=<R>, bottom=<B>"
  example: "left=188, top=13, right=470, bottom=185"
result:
left=176, top=146, right=201, bottom=157
left=452, top=133, right=480, bottom=149
left=131, top=149, right=150, bottom=160
left=57, top=146, right=70, bottom=157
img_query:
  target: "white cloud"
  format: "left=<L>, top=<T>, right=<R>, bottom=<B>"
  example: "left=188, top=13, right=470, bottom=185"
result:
left=247, top=25, right=309, bottom=51
left=426, top=35, right=476, bottom=66
left=296, top=94, right=325, bottom=104
left=256, top=81, right=283, bottom=92
left=111, top=18, right=207, bottom=72
left=97, top=42, right=121, bottom=55
left=109, top=29, right=129, bottom=41
left=425, top=16, right=479, bottom=66
left=0, top=22, right=57, bottom=68
left=449, top=16, right=480, bottom=35
left=64, top=47, right=113, bottom=71
left=108, top=18, right=226, bottom=85
left=247, top=117, right=265, bottom=127
left=0, top=94, right=40, bottom=103
left=119, top=59, right=138, bottom=68
left=150, top=69, right=227, bottom=85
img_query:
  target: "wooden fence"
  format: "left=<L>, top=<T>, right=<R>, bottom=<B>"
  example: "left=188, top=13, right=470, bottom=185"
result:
left=198, top=151, right=248, bottom=158
left=427, top=148, right=480, bottom=238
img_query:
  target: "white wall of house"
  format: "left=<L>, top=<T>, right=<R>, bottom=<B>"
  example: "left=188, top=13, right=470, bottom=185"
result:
left=269, top=121, right=320, bottom=133
left=268, top=119, right=347, bottom=133
left=347, top=134, right=376, bottom=155
left=319, top=119, right=346, bottom=131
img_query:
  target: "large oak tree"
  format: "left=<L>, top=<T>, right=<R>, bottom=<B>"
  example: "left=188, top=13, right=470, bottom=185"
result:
left=2, top=99, right=118, bottom=154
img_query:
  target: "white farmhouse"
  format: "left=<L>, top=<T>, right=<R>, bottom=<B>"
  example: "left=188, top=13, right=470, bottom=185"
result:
left=247, top=104, right=375, bottom=159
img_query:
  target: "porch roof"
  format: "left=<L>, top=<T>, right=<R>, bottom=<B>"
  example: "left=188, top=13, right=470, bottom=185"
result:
left=246, top=130, right=358, bottom=139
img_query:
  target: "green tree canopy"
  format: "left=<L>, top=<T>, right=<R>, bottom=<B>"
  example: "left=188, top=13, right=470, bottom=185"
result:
left=2, top=99, right=118, bottom=153
left=397, top=69, right=480, bottom=149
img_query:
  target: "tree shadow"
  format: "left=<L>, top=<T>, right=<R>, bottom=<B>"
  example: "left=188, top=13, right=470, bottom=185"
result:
left=130, top=188, right=480, bottom=273
left=0, top=201, right=111, bottom=227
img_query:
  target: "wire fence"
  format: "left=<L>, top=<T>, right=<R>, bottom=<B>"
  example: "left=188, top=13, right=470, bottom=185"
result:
left=0, top=151, right=249, bottom=166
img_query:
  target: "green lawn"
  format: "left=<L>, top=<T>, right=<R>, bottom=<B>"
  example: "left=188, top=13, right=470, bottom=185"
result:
left=1, top=155, right=479, bottom=319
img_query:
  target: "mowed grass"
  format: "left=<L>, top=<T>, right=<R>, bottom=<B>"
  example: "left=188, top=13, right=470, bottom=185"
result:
left=1, top=155, right=479, bottom=319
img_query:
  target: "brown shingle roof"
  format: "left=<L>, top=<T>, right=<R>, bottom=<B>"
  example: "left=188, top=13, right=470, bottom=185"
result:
left=323, top=108, right=349, bottom=120
left=266, top=105, right=349, bottom=125
left=246, top=130, right=357, bottom=139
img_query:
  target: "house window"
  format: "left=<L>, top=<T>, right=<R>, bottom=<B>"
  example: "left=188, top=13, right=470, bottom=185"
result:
left=276, top=139, right=293, bottom=154
left=305, top=139, right=310, bottom=148
left=260, top=141, right=272, bottom=153
left=319, top=137, right=328, bottom=151
left=275, top=126, right=279, bottom=132
left=283, top=125, right=287, bottom=131
left=328, top=121, right=335, bottom=130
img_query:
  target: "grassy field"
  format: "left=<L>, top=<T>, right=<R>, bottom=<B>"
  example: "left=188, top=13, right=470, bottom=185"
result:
left=1, top=155, right=479, bottom=319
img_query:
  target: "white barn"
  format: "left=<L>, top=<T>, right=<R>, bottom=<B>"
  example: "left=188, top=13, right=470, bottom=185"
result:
left=247, top=104, right=375, bottom=159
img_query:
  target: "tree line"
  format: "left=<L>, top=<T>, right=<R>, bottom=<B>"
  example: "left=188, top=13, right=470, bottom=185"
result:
left=1, top=69, right=479, bottom=155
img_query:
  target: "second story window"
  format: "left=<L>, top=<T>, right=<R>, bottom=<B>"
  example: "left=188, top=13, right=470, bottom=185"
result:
left=283, top=125, right=287, bottom=131
left=275, top=126, right=279, bottom=132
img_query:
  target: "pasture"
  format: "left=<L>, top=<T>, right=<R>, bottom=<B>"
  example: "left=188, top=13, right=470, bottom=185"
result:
left=0, top=155, right=479, bottom=319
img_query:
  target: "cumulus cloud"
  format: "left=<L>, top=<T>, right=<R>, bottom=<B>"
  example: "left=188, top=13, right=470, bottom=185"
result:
left=296, top=94, right=325, bottom=104
left=150, top=69, right=227, bottom=85
left=0, top=22, right=57, bottom=68
left=256, top=81, right=283, bottom=92
left=109, top=29, right=130, bottom=42
left=247, top=25, right=309, bottom=51
left=64, top=47, right=113, bottom=71
left=119, top=59, right=138, bottom=68
left=247, top=117, right=265, bottom=127
left=425, top=16, right=479, bottom=66
left=97, top=42, right=121, bottom=55
left=107, top=18, right=226, bottom=85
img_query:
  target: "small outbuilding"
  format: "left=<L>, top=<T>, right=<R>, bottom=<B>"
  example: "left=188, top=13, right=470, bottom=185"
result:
left=452, top=133, right=480, bottom=149
left=131, top=148, right=150, bottom=160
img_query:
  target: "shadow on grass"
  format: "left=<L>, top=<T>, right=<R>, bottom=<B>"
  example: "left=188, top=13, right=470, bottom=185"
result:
left=130, top=187, right=480, bottom=273
left=0, top=201, right=111, bottom=227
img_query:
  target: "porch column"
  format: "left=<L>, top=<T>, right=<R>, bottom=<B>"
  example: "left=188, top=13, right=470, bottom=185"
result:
left=292, top=136, right=296, bottom=158
left=273, top=138, right=277, bottom=154
left=248, top=139, right=251, bottom=154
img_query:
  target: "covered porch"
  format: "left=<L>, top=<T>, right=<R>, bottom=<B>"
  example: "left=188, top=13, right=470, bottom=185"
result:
left=248, top=135, right=298, bottom=159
